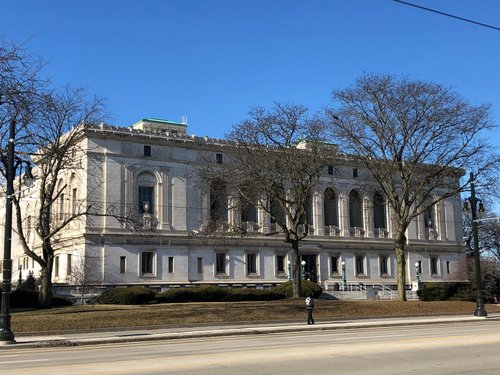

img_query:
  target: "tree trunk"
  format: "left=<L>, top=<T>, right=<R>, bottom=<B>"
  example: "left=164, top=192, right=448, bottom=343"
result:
left=395, top=233, right=407, bottom=302
left=38, top=264, right=54, bottom=308
left=291, top=239, right=301, bottom=298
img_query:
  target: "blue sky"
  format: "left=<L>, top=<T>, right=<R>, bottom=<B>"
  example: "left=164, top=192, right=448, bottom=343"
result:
left=1, top=0, right=499, bottom=145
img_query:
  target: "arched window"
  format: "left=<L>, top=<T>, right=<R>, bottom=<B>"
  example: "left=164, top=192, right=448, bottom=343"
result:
left=324, top=188, right=339, bottom=227
left=299, top=195, right=314, bottom=225
left=137, top=172, right=156, bottom=214
left=241, top=196, right=258, bottom=224
left=424, top=206, right=433, bottom=228
left=349, top=190, right=363, bottom=228
left=373, top=192, right=386, bottom=229
left=270, top=198, right=286, bottom=224
left=56, top=179, right=65, bottom=221
left=209, top=179, right=228, bottom=222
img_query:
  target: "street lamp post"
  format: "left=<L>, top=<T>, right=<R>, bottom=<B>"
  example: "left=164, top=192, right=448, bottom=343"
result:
left=301, top=260, right=306, bottom=280
left=0, top=119, right=35, bottom=344
left=1, top=119, right=18, bottom=343
left=463, top=172, right=487, bottom=317
left=341, top=261, right=346, bottom=291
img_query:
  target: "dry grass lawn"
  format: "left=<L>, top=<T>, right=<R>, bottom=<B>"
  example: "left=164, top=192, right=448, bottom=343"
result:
left=12, top=299, right=500, bottom=334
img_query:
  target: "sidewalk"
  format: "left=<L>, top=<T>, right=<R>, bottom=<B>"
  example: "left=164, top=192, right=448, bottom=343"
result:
left=2, top=313, right=499, bottom=350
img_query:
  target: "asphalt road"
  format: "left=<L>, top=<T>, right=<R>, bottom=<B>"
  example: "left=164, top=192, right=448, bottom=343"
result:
left=2, top=320, right=500, bottom=375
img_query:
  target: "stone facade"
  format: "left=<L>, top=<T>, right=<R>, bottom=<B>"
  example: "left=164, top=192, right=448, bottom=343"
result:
left=9, top=118, right=467, bottom=292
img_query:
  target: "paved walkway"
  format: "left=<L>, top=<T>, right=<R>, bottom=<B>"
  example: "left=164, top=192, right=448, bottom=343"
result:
left=1, top=313, right=499, bottom=350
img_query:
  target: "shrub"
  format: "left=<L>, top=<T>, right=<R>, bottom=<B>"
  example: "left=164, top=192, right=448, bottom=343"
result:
left=417, top=282, right=470, bottom=301
left=224, top=288, right=285, bottom=301
left=273, top=280, right=322, bottom=298
left=52, top=296, right=75, bottom=307
left=19, top=271, right=37, bottom=291
left=156, top=286, right=286, bottom=303
left=11, top=288, right=38, bottom=308
left=157, top=286, right=226, bottom=303
left=96, top=286, right=156, bottom=305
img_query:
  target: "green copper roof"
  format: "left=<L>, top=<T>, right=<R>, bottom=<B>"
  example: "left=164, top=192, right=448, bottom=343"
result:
left=135, top=118, right=187, bottom=127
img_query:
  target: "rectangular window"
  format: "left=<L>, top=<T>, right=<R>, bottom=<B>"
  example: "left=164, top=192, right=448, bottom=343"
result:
left=276, top=255, right=285, bottom=274
left=138, top=186, right=154, bottom=213
left=144, top=145, right=151, bottom=157
left=353, top=168, right=358, bottom=178
left=216, top=153, right=223, bottom=164
left=331, top=256, right=339, bottom=274
left=380, top=255, right=388, bottom=275
left=141, top=251, right=154, bottom=274
left=67, top=254, right=72, bottom=276
left=72, top=188, right=78, bottom=216
left=430, top=257, right=438, bottom=275
left=246, top=253, right=257, bottom=275
left=168, top=256, right=174, bottom=273
left=328, top=165, right=334, bottom=175
left=120, top=256, right=126, bottom=274
left=446, top=261, right=450, bottom=274
left=355, top=256, right=365, bottom=275
left=216, top=252, right=226, bottom=274
left=54, top=256, right=59, bottom=278
left=197, top=257, right=203, bottom=274
left=59, top=193, right=65, bottom=220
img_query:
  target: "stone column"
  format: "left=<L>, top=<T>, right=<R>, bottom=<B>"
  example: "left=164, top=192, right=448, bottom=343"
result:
left=315, top=189, right=324, bottom=236
left=364, top=193, right=373, bottom=238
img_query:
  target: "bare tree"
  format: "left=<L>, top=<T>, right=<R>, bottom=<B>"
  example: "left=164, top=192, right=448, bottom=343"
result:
left=329, top=73, right=498, bottom=300
left=12, top=87, right=106, bottom=308
left=200, top=103, right=336, bottom=297
left=473, top=213, right=500, bottom=265
left=70, top=254, right=102, bottom=305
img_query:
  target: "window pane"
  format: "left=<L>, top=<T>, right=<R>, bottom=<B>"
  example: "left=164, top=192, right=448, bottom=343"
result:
left=349, top=190, right=363, bottom=228
left=216, top=253, right=226, bottom=274
left=324, top=188, right=339, bottom=227
left=356, top=256, right=364, bottom=274
left=331, top=256, right=338, bottom=273
left=373, top=192, right=386, bottom=229
left=120, top=256, right=126, bottom=274
left=168, top=256, right=174, bottom=273
left=276, top=255, right=284, bottom=273
left=142, top=252, right=154, bottom=274
left=247, top=253, right=257, bottom=274
left=380, top=256, right=388, bottom=275
left=197, top=257, right=203, bottom=274
left=138, top=186, right=154, bottom=213
left=67, top=254, right=72, bottom=275
left=55, top=256, right=59, bottom=277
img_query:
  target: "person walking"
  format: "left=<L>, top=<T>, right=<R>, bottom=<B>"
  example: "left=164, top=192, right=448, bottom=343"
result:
left=305, top=295, right=315, bottom=324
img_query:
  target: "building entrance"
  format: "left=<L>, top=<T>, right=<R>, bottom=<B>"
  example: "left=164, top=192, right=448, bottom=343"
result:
left=301, top=254, right=317, bottom=283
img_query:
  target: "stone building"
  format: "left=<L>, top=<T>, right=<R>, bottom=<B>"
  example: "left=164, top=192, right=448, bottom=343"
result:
left=9, top=118, right=467, bottom=294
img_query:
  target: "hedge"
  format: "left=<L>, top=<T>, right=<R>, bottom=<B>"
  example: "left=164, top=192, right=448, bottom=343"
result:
left=96, top=286, right=157, bottom=305
left=417, top=282, right=472, bottom=301
left=273, top=280, right=323, bottom=298
left=0, top=288, right=74, bottom=309
left=156, top=285, right=285, bottom=303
